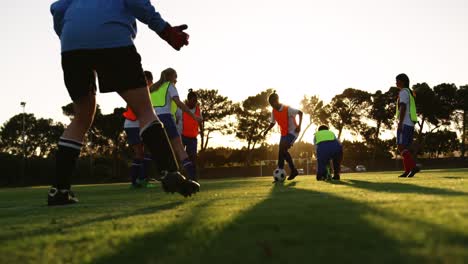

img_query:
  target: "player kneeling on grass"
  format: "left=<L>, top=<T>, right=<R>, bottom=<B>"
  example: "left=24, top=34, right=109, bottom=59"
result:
left=150, top=69, right=203, bottom=183
left=122, top=71, right=156, bottom=188
left=263, top=91, right=303, bottom=181
left=49, top=0, right=199, bottom=206
left=395, top=73, right=420, bottom=178
left=313, top=125, right=343, bottom=181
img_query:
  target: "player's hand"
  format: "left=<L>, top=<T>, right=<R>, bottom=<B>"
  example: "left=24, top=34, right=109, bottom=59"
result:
left=262, top=131, right=268, bottom=137
left=295, top=126, right=301, bottom=133
left=158, top=24, right=189, bottom=51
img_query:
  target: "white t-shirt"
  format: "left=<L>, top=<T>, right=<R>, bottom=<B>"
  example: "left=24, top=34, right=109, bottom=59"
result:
left=270, top=105, right=300, bottom=136
left=398, top=89, right=415, bottom=127
left=175, top=108, right=183, bottom=134
left=154, top=84, right=179, bottom=115
left=123, top=118, right=140, bottom=129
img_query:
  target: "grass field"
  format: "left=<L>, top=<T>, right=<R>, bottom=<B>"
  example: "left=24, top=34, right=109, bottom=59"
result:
left=0, top=169, right=467, bottom=264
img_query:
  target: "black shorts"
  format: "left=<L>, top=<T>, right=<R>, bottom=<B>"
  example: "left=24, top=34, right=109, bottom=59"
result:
left=61, top=45, right=147, bottom=102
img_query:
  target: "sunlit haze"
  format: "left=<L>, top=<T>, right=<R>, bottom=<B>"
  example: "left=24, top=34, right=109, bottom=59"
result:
left=1, top=0, right=467, bottom=146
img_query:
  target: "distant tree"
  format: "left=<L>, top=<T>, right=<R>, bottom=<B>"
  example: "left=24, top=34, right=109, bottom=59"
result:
left=433, top=83, right=458, bottom=129
left=298, top=95, right=328, bottom=142
left=412, top=83, right=440, bottom=134
left=195, top=89, right=238, bottom=151
left=0, top=113, right=64, bottom=157
left=422, top=130, right=459, bottom=158
left=455, top=85, right=468, bottom=157
left=235, top=89, right=272, bottom=157
left=369, top=88, right=398, bottom=140
left=328, top=88, right=372, bottom=139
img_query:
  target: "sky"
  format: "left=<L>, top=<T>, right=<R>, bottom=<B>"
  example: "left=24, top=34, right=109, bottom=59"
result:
left=1, top=0, right=467, bottom=146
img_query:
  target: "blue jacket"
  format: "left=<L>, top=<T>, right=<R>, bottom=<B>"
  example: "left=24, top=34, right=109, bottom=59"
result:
left=51, top=0, right=168, bottom=52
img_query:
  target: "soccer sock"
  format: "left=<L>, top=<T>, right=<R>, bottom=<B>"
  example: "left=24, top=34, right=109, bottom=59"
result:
left=277, top=150, right=285, bottom=169
left=143, top=154, right=152, bottom=179
left=284, top=151, right=296, bottom=170
left=55, top=137, right=83, bottom=190
left=182, top=158, right=197, bottom=181
left=130, top=159, right=144, bottom=184
left=140, top=121, right=179, bottom=173
left=401, top=149, right=416, bottom=172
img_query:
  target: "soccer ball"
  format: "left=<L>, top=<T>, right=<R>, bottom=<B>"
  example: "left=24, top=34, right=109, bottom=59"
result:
left=273, top=168, right=287, bottom=182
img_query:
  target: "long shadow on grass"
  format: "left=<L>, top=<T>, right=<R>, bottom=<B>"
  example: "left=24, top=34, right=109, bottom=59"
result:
left=92, top=183, right=432, bottom=264
left=330, top=180, right=467, bottom=196
left=0, top=201, right=184, bottom=242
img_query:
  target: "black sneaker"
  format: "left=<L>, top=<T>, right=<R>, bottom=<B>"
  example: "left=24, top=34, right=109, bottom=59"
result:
left=47, top=188, right=79, bottom=206
left=332, top=175, right=340, bottom=180
left=287, top=168, right=299, bottom=181
left=398, top=172, right=408, bottom=178
left=316, top=175, right=326, bottom=181
left=160, top=172, right=200, bottom=197
left=406, top=166, right=421, bottom=178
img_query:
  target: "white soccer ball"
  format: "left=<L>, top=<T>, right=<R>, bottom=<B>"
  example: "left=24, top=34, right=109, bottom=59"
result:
left=273, top=168, right=287, bottom=182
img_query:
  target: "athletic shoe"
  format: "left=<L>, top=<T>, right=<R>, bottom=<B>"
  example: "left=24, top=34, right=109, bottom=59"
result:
left=406, top=166, right=421, bottom=178
left=316, top=175, right=326, bottom=181
left=160, top=171, right=200, bottom=197
left=398, top=172, right=408, bottom=178
left=332, top=175, right=340, bottom=180
left=47, top=188, right=79, bottom=206
left=136, top=178, right=157, bottom=188
left=287, top=168, right=299, bottom=181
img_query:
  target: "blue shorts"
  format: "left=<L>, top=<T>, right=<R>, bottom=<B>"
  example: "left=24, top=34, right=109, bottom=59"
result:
left=280, top=133, right=297, bottom=148
left=397, top=125, right=414, bottom=147
left=182, top=136, right=198, bottom=156
left=316, top=140, right=343, bottom=176
left=124, top=127, right=142, bottom=145
left=158, top=114, right=180, bottom=139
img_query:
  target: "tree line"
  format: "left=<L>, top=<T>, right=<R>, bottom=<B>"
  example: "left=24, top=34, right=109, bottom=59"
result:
left=1, top=83, right=467, bottom=167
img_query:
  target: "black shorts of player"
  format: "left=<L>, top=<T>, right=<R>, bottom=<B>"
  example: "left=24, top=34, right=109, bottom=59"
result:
left=61, top=45, right=147, bottom=102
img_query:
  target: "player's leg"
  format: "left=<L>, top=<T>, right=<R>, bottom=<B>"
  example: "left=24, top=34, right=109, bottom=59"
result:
left=124, top=127, right=144, bottom=187
left=277, top=136, right=287, bottom=169
left=397, top=125, right=418, bottom=178
left=331, top=143, right=343, bottom=180
left=48, top=50, right=97, bottom=206
left=283, top=134, right=299, bottom=180
left=182, top=136, right=199, bottom=182
left=100, top=46, right=198, bottom=196
left=158, top=114, right=197, bottom=182
left=315, top=144, right=328, bottom=181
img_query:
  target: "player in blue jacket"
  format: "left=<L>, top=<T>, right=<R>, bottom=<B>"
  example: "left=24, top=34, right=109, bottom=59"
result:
left=48, top=0, right=199, bottom=206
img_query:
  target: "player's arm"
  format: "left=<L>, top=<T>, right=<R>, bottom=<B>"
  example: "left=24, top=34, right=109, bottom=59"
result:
left=173, top=97, right=202, bottom=123
left=398, top=103, right=406, bottom=130
left=124, top=0, right=188, bottom=50
left=295, top=110, right=303, bottom=133
left=50, top=0, right=72, bottom=37
left=263, top=122, right=275, bottom=137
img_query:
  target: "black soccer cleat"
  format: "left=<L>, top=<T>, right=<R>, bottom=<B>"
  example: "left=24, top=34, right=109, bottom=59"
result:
left=398, top=172, right=408, bottom=178
left=406, top=166, right=421, bottom=178
left=332, top=174, right=340, bottom=180
left=316, top=175, right=326, bottom=181
left=160, top=171, right=200, bottom=197
left=47, top=188, right=79, bottom=206
left=287, top=168, right=299, bottom=181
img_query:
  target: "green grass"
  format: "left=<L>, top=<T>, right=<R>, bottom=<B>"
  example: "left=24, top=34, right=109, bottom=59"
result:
left=1, top=169, right=467, bottom=264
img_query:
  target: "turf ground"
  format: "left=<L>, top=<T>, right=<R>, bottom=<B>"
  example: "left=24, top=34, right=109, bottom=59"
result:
left=0, top=169, right=467, bottom=264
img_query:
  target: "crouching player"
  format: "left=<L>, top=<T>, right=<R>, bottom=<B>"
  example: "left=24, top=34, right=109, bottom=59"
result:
left=313, top=125, right=343, bottom=181
left=263, top=91, right=303, bottom=181
left=48, top=0, right=199, bottom=206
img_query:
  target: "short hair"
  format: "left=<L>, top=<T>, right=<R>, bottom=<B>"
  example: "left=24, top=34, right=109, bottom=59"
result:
left=187, top=89, right=197, bottom=100
left=318, top=125, right=329, bottom=131
left=268, top=91, right=279, bottom=104
left=396, top=73, right=410, bottom=88
left=144, top=70, right=153, bottom=83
